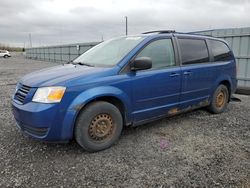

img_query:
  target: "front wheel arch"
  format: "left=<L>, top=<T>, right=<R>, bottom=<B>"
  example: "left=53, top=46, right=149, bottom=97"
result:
left=75, top=96, right=127, bottom=125
left=74, top=101, right=123, bottom=152
left=72, top=96, right=128, bottom=142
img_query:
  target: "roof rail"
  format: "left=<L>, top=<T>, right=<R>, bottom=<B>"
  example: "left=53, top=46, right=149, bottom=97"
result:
left=142, top=30, right=176, bottom=34
left=187, top=31, right=213, bottom=37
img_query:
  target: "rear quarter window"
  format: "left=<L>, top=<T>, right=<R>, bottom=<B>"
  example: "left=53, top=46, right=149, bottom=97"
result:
left=178, top=38, right=209, bottom=65
left=209, top=40, right=233, bottom=61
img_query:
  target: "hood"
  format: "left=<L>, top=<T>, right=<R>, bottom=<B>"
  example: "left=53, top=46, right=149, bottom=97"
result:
left=20, top=64, right=111, bottom=87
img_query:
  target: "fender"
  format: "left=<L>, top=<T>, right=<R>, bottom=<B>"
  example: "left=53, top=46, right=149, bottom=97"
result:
left=68, top=86, right=131, bottom=113
left=60, top=86, right=132, bottom=140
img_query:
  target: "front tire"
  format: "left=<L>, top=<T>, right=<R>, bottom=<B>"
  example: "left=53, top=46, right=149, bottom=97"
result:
left=74, top=101, right=123, bottom=152
left=208, top=84, right=229, bottom=114
left=3, top=55, right=8, bottom=58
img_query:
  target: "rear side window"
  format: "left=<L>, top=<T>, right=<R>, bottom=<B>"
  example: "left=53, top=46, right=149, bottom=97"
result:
left=209, top=40, right=233, bottom=61
left=178, top=38, right=209, bottom=65
left=136, top=39, right=175, bottom=69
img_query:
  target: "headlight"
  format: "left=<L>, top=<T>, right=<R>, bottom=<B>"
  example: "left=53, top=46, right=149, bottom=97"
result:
left=32, top=86, right=66, bottom=103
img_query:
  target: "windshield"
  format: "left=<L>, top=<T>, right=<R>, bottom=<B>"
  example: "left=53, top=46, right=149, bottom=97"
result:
left=73, top=36, right=145, bottom=67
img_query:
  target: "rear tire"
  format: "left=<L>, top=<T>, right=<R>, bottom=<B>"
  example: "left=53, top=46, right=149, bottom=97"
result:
left=74, top=101, right=123, bottom=152
left=208, top=84, right=229, bottom=114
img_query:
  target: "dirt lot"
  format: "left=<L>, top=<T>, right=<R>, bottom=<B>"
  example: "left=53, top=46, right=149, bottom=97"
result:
left=0, top=54, right=249, bottom=187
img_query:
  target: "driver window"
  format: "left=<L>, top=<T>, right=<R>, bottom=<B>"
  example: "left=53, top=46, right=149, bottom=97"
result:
left=136, top=39, right=175, bottom=69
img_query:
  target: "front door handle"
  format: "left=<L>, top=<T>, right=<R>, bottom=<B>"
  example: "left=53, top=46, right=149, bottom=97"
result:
left=183, top=71, right=192, bottom=76
left=170, top=73, right=180, bottom=77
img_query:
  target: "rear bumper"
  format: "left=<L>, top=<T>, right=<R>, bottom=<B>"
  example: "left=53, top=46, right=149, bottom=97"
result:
left=11, top=99, right=75, bottom=141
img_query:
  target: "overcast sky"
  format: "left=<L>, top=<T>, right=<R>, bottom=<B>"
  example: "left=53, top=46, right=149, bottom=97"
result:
left=0, top=0, right=249, bottom=47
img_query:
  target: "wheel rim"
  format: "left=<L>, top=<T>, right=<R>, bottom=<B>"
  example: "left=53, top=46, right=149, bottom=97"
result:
left=88, top=114, right=114, bottom=142
left=216, top=90, right=226, bottom=108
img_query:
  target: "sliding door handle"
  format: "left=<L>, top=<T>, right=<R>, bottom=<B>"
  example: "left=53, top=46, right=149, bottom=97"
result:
left=183, top=71, right=192, bottom=76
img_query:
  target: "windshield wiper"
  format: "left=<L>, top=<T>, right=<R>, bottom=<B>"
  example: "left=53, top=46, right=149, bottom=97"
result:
left=68, top=61, right=94, bottom=67
left=75, top=62, right=95, bottom=67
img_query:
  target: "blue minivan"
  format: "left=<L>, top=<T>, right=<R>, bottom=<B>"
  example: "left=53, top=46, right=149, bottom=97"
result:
left=12, top=31, right=237, bottom=151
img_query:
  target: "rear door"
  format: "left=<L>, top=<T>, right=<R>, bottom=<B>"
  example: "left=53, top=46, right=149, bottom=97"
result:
left=177, top=37, right=216, bottom=108
left=130, top=38, right=182, bottom=122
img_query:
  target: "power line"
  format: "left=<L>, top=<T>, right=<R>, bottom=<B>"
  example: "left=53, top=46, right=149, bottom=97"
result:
left=125, top=16, right=128, bottom=36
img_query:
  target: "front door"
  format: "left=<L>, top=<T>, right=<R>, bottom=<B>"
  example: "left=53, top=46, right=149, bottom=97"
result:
left=130, top=38, right=181, bottom=122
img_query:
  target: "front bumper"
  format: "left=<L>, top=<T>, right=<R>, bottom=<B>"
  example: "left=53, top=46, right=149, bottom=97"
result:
left=16, top=122, right=49, bottom=138
left=11, top=99, right=74, bottom=141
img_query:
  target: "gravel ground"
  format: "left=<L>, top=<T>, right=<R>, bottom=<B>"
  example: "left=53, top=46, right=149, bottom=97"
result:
left=0, top=54, right=249, bottom=187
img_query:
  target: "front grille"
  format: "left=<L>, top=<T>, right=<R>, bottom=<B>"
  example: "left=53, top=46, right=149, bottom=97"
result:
left=15, top=84, right=31, bottom=104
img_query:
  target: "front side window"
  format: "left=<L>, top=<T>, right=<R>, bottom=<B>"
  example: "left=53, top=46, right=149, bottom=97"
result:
left=209, top=40, right=233, bottom=61
left=179, top=38, right=209, bottom=65
left=136, top=39, right=175, bottom=69
left=73, top=36, right=145, bottom=67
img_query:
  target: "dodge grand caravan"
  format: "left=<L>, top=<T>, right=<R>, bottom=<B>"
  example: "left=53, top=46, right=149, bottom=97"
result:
left=12, top=31, right=237, bottom=152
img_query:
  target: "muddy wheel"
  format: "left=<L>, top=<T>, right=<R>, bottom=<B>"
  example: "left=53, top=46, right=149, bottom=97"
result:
left=74, top=101, right=123, bottom=152
left=208, top=84, right=229, bottom=114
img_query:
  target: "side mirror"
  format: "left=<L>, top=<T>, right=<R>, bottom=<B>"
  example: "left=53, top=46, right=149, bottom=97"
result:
left=130, top=57, right=152, bottom=71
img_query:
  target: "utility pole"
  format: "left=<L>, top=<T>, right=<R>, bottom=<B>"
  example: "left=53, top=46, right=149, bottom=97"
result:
left=29, top=33, right=32, bottom=48
left=125, top=16, right=128, bottom=36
